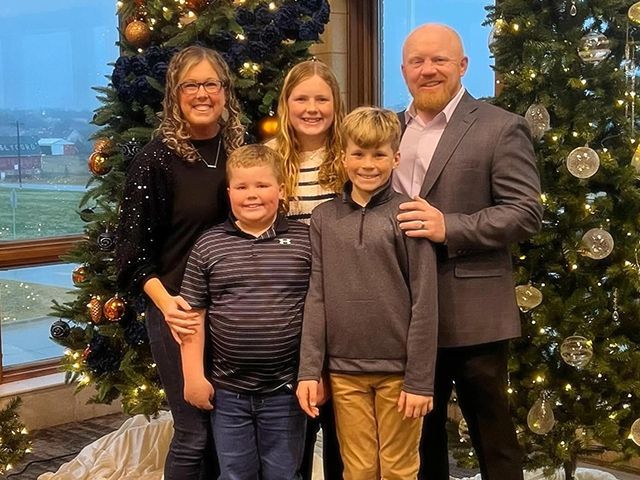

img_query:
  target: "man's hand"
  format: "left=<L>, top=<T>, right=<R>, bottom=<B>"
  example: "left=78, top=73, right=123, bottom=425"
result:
left=297, top=380, right=320, bottom=418
left=397, top=391, right=433, bottom=419
left=184, top=377, right=214, bottom=411
left=397, top=196, right=446, bottom=243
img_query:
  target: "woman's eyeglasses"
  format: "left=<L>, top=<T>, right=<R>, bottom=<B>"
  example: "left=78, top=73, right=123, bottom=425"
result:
left=179, top=80, right=224, bottom=95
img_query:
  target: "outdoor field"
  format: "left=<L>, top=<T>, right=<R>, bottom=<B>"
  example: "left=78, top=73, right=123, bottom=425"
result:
left=0, top=187, right=86, bottom=240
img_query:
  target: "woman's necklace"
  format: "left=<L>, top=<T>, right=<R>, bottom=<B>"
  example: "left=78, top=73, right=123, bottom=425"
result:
left=198, top=135, right=222, bottom=169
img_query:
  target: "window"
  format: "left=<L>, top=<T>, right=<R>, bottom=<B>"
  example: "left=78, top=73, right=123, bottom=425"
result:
left=0, top=0, right=118, bottom=242
left=0, top=1, right=118, bottom=376
left=380, top=0, right=494, bottom=110
left=0, top=263, right=74, bottom=367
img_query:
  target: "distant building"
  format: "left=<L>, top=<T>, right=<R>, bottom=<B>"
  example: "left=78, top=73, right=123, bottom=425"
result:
left=0, top=136, right=41, bottom=178
left=38, top=138, right=78, bottom=156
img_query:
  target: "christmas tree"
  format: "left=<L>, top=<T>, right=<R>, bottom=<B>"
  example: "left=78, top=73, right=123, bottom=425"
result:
left=0, top=398, right=32, bottom=476
left=50, top=0, right=330, bottom=416
left=450, top=1, right=640, bottom=477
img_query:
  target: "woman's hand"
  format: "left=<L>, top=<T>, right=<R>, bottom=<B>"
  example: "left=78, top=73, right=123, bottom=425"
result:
left=184, top=376, right=215, bottom=411
left=144, top=278, right=200, bottom=344
left=158, top=295, right=201, bottom=343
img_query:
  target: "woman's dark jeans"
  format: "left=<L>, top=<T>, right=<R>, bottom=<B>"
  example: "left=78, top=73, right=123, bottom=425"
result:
left=146, top=303, right=219, bottom=480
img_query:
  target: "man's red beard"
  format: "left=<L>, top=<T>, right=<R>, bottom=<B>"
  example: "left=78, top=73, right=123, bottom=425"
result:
left=413, top=88, right=452, bottom=116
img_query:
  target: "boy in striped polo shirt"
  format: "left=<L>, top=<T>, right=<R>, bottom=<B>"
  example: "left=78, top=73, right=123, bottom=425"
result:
left=179, top=144, right=310, bottom=480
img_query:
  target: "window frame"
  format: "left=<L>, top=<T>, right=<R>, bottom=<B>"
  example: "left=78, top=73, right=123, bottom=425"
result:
left=347, top=0, right=380, bottom=110
left=0, top=235, right=82, bottom=382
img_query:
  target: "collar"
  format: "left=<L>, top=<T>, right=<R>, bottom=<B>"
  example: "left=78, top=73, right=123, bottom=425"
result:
left=405, top=86, right=466, bottom=125
left=223, top=213, right=290, bottom=239
left=342, top=179, right=395, bottom=208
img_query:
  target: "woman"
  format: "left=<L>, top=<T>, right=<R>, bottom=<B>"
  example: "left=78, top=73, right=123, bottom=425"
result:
left=268, top=58, right=345, bottom=479
left=115, top=45, right=244, bottom=480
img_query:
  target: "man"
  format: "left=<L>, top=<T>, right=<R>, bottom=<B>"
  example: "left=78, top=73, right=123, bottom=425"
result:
left=393, top=24, right=543, bottom=480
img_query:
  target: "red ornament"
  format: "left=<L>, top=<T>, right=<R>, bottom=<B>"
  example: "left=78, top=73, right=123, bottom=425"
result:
left=186, top=0, right=205, bottom=10
left=103, top=294, right=126, bottom=322
left=87, top=296, right=103, bottom=324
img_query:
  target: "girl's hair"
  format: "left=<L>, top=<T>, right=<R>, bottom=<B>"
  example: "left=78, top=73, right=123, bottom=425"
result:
left=157, top=46, right=244, bottom=161
left=274, top=59, right=345, bottom=210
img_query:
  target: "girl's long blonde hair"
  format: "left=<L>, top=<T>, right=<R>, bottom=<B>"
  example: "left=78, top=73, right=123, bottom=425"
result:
left=274, top=59, right=345, bottom=210
left=158, top=46, right=244, bottom=161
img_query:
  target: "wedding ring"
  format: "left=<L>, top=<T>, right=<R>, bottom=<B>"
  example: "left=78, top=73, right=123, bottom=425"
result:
left=419, top=221, right=425, bottom=230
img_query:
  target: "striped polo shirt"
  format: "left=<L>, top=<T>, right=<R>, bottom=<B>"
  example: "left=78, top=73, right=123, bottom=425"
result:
left=287, top=147, right=337, bottom=223
left=180, top=214, right=311, bottom=393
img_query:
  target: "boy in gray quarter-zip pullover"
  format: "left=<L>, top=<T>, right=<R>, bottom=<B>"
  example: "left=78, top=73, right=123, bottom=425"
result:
left=297, top=107, right=438, bottom=479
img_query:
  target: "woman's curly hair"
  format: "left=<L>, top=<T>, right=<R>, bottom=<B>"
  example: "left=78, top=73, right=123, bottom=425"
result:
left=157, top=46, right=244, bottom=161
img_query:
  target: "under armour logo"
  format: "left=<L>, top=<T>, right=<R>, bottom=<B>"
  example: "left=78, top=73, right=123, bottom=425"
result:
left=278, top=238, right=292, bottom=245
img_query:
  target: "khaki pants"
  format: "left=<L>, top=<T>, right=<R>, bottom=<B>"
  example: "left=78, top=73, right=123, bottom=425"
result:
left=330, top=373, right=423, bottom=480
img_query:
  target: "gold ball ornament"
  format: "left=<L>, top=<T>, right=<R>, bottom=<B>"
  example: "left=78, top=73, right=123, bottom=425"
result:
left=103, top=294, right=126, bottom=322
left=93, top=138, right=115, bottom=155
left=577, top=32, right=611, bottom=65
left=560, top=335, right=593, bottom=369
left=629, top=2, right=640, bottom=24
left=258, top=115, right=280, bottom=141
left=72, top=265, right=88, bottom=285
left=87, top=296, right=103, bottom=324
left=566, top=146, right=600, bottom=178
left=515, top=284, right=543, bottom=312
left=124, top=20, right=151, bottom=49
left=88, top=152, right=112, bottom=176
left=580, top=228, right=614, bottom=260
left=630, top=418, right=640, bottom=446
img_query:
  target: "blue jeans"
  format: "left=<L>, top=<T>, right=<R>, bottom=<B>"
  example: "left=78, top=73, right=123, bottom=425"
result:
left=212, top=388, right=306, bottom=480
left=146, top=303, right=219, bottom=480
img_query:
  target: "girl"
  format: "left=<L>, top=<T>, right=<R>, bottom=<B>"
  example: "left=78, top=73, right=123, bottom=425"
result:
left=268, top=58, right=345, bottom=480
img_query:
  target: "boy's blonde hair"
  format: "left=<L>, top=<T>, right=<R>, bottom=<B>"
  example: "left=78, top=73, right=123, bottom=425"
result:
left=341, top=107, right=402, bottom=152
left=226, top=144, right=285, bottom=186
left=274, top=59, right=346, bottom=209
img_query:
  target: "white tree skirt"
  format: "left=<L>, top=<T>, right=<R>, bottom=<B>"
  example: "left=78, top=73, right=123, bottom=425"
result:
left=458, top=469, right=619, bottom=480
left=37, top=412, right=620, bottom=480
